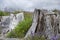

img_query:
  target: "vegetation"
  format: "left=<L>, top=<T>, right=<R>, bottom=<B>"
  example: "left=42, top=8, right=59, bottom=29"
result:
left=0, top=11, right=21, bottom=16
left=7, top=12, right=32, bottom=38
left=0, top=11, right=10, bottom=16
left=13, top=11, right=21, bottom=14
left=23, top=35, right=45, bottom=40
left=52, top=9, right=60, bottom=13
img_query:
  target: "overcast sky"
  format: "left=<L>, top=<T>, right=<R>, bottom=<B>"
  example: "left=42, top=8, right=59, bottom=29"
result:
left=0, top=0, right=60, bottom=11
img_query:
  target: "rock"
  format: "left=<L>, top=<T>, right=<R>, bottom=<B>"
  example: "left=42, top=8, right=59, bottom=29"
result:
left=0, top=13, right=24, bottom=37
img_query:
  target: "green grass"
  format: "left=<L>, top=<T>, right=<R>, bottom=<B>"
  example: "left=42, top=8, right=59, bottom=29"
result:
left=7, top=12, right=33, bottom=38
left=0, top=11, right=21, bottom=16
left=0, top=11, right=10, bottom=16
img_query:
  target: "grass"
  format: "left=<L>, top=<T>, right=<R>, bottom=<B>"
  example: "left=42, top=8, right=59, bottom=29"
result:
left=0, top=11, right=21, bottom=16
left=23, top=35, right=45, bottom=40
left=13, top=11, right=21, bottom=14
left=6, top=12, right=33, bottom=38
left=0, top=11, right=10, bottom=16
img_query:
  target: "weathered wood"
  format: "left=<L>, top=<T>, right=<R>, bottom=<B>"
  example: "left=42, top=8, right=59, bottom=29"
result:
left=34, top=9, right=60, bottom=39
left=25, top=9, right=38, bottom=38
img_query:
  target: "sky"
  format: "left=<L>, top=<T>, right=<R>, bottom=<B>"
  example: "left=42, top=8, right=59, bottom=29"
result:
left=0, top=0, right=60, bottom=11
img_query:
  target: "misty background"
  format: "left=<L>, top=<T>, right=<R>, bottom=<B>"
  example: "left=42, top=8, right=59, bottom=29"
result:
left=0, top=0, right=60, bottom=12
